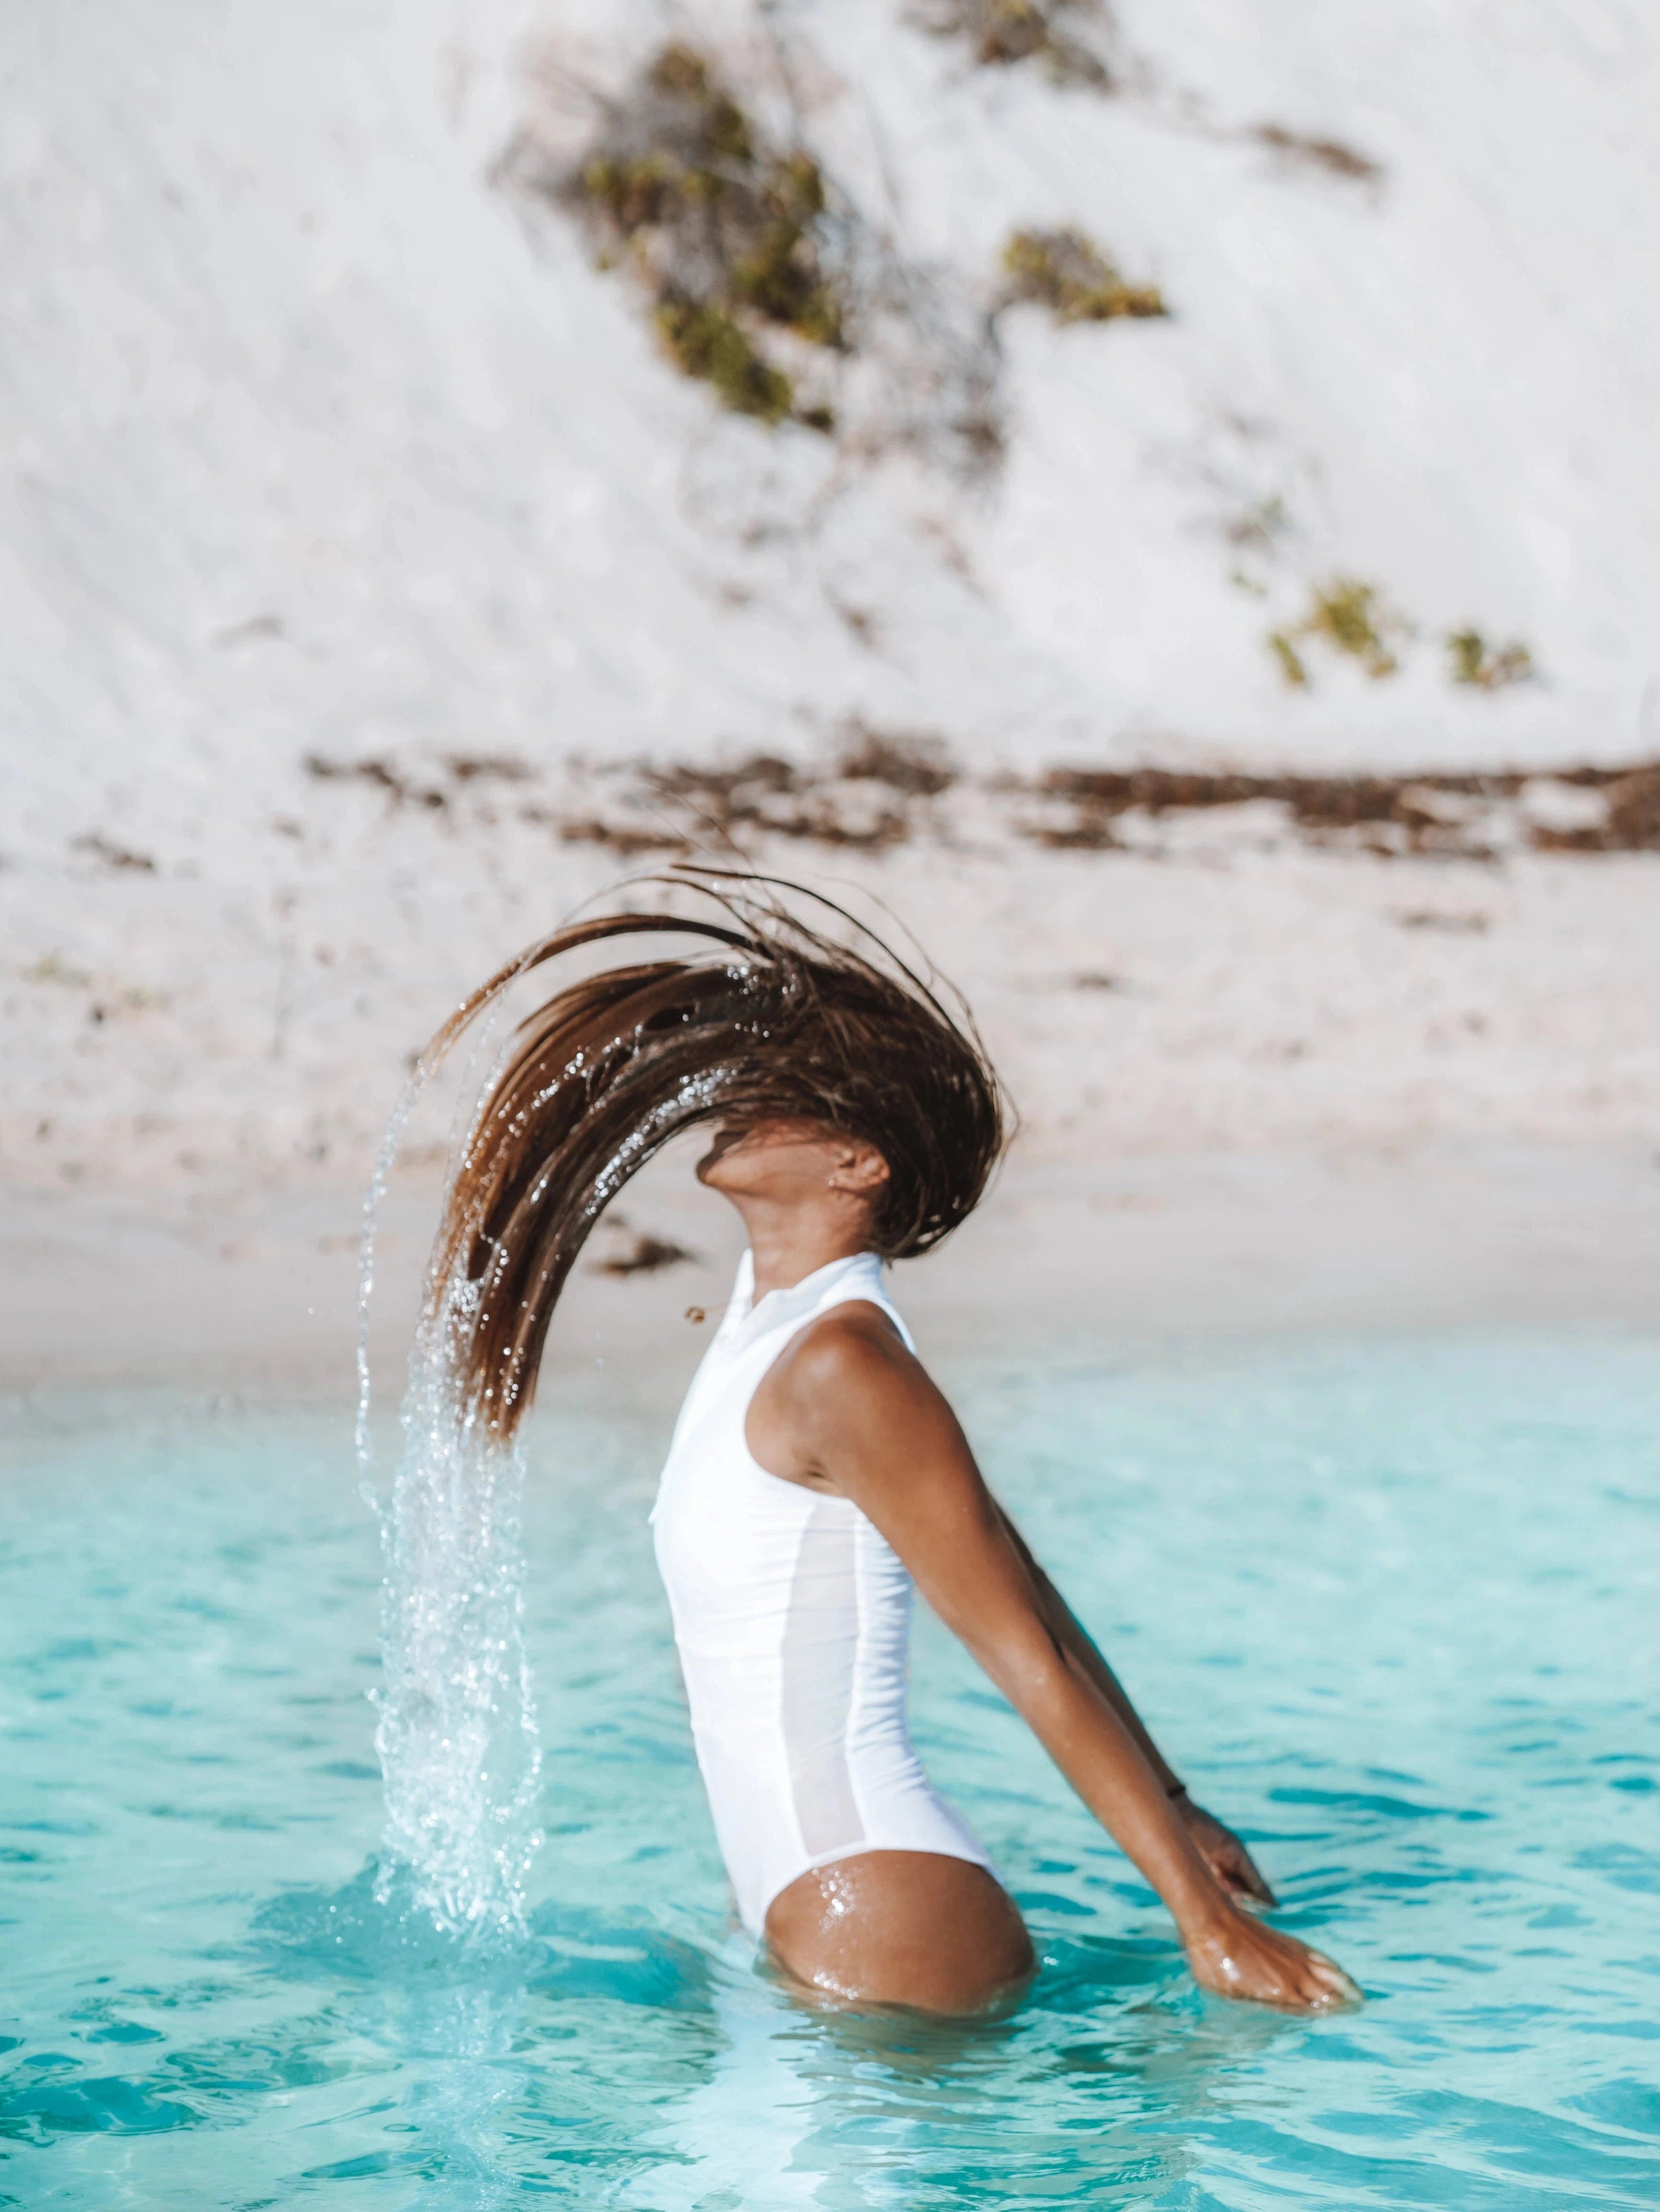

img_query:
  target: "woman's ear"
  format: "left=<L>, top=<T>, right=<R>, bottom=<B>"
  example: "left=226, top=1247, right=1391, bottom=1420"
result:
left=827, top=1140, right=891, bottom=1196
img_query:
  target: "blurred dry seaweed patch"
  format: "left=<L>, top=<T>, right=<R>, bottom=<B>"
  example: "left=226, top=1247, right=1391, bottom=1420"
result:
left=555, top=725, right=957, bottom=857
left=911, top=0, right=1385, bottom=200
left=1446, top=629, right=1536, bottom=691
left=303, top=753, right=535, bottom=815
left=999, top=228, right=1168, bottom=324
left=1265, top=584, right=1540, bottom=695
left=501, top=41, right=1002, bottom=473
left=1014, top=762, right=1660, bottom=859
left=559, top=44, right=841, bottom=429
left=1249, top=123, right=1383, bottom=187
left=1527, top=762, right=1660, bottom=853
left=911, top=0, right=1115, bottom=86
left=589, top=1214, right=699, bottom=1276
left=1268, top=578, right=1408, bottom=686
left=69, top=832, right=156, bottom=874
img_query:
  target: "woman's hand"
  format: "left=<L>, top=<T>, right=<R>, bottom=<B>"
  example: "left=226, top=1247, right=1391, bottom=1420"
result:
left=1183, top=1899, right=1361, bottom=2011
left=1177, top=1799, right=1277, bottom=1908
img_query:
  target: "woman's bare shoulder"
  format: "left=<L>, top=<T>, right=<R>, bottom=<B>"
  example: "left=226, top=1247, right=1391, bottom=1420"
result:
left=748, top=1302, right=922, bottom=1485
left=778, top=1301, right=914, bottom=1388
left=768, top=1301, right=957, bottom=1456
left=759, top=1299, right=978, bottom=1505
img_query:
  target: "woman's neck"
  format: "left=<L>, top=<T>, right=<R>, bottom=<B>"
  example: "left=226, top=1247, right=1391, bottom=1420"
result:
left=732, top=1200, right=874, bottom=1302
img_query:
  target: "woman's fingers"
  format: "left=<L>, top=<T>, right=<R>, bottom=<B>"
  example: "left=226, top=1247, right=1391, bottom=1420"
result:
left=1302, top=1947, right=1364, bottom=2007
left=1267, top=1931, right=1361, bottom=2011
left=1185, top=1909, right=1361, bottom=2014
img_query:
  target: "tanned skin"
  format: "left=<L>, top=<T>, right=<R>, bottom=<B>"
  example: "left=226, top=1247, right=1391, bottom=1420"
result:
left=696, top=1117, right=1361, bottom=2018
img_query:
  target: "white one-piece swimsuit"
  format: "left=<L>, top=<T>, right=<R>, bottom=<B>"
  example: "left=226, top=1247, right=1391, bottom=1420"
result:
left=650, top=1249, right=993, bottom=1937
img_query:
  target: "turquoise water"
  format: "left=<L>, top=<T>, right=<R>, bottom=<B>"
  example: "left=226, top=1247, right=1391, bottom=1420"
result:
left=2, top=1333, right=1658, bottom=2207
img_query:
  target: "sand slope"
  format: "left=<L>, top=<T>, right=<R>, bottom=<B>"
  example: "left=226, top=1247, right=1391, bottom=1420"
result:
left=2, top=0, right=1657, bottom=1200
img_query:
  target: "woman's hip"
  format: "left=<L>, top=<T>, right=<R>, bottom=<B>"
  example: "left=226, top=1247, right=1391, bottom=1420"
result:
left=762, top=1849, right=1034, bottom=2015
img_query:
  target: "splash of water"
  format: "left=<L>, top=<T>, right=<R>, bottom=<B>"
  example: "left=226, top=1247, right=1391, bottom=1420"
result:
left=369, top=1272, right=544, bottom=1940
left=355, top=1012, right=546, bottom=1944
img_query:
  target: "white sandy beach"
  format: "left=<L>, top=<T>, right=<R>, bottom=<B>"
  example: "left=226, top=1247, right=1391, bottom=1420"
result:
left=3, top=0, right=1658, bottom=1404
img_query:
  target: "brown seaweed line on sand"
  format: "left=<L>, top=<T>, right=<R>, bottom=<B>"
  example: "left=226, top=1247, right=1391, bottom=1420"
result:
left=1020, top=761, right=1660, bottom=856
left=297, top=746, right=1660, bottom=859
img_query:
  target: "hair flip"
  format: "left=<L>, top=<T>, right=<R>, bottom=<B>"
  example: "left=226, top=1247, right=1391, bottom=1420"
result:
left=415, top=873, right=1008, bottom=1438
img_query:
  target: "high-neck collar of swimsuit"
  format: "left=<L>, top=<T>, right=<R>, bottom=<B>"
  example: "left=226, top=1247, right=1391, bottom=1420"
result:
left=726, top=1248, right=885, bottom=1350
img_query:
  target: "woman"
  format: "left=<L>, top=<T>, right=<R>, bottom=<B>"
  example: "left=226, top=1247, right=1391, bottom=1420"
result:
left=416, top=879, right=1358, bottom=2017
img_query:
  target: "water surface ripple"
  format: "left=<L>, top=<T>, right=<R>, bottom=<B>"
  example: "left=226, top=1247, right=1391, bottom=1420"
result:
left=1, top=1333, right=1657, bottom=2206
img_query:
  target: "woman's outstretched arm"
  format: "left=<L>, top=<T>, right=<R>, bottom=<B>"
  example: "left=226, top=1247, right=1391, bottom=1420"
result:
left=993, top=1507, right=1278, bottom=1907
left=748, top=1305, right=1358, bottom=2014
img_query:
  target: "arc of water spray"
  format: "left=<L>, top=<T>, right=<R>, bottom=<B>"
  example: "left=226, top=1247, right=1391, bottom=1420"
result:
left=354, top=945, right=564, bottom=1942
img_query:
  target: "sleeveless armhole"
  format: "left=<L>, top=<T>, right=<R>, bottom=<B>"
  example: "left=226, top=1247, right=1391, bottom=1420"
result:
left=743, top=1290, right=916, bottom=1491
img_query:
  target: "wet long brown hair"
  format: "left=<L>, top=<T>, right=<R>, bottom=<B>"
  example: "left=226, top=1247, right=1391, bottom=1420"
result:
left=414, top=874, right=1008, bottom=1438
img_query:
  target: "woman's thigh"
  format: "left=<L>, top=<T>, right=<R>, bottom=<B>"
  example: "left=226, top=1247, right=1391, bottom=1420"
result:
left=764, top=1850, right=1034, bottom=2015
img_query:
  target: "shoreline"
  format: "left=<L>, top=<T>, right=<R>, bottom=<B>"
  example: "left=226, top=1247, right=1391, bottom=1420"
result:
left=6, top=1142, right=1656, bottom=1425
